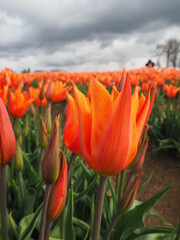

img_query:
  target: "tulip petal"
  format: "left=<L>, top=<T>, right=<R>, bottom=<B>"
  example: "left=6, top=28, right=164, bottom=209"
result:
left=73, top=84, right=92, bottom=167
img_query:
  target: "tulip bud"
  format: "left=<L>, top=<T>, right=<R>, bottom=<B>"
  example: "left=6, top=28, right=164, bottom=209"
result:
left=42, top=115, right=60, bottom=184
left=117, top=69, right=126, bottom=92
left=24, top=118, right=29, bottom=138
left=39, top=85, right=45, bottom=100
left=15, top=140, right=23, bottom=172
left=45, top=103, right=52, bottom=135
left=46, top=81, right=54, bottom=101
left=0, top=98, right=16, bottom=166
left=137, top=125, right=150, bottom=150
left=40, top=116, right=48, bottom=149
left=131, top=139, right=148, bottom=173
left=47, top=152, right=67, bottom=221
left=18, top=128, right=22, bottom=146
left=119, top=172, right=142, bottom=212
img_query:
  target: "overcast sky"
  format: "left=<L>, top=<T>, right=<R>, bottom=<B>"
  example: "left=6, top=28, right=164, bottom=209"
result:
left=1, top=0, right=180, bottom=72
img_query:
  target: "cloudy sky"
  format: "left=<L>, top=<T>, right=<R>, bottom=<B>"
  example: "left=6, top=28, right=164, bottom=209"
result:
left=1, top=0, right=180, bottom=72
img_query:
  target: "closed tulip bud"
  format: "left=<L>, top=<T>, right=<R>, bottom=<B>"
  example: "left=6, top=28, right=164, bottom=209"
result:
left=46, top=81, right=54, bottom=101
left=119, top=172, right=142, bottom=212
left=15, top=140, right=23, bottom=171
left=131, top=139, right=148, bottom=173
left=47, top=152, right=67, bottom=221
left=40, top=116, right=48, bottom=149
left=0, top=98, right=16, bottom=166
left=137, top=125, right=150, bottom=150
left=45, top=103, right=52, bottom=135
left=18, top=128, right=22, bottom=146
left=42, top=115, right=60, bottom=184
left=39, top=85, right=45, bottom=100
left=24, top=118, right=29, bottom=138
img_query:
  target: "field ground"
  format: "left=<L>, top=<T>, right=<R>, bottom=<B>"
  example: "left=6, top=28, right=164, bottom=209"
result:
left=138, top=146, right=180, bottom=227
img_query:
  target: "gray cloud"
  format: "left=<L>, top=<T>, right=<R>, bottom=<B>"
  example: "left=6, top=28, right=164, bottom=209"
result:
left=0, top=0, right=180, bottom=71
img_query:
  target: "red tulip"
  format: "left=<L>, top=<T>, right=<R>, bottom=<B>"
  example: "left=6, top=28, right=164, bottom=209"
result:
left=0, top=98, right=16, bottom=166
left=47, top=152, right=67, bottom=221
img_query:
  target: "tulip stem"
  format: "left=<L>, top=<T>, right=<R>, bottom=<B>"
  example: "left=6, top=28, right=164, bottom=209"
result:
left=60, top=208, right=65, bottom=239
left=105, top=209, right=121, bottom=240
left=39, top=184, right=51, bottom=240
left=118, top=169, right=126, bottom=201
left=68, top=153, right=76, bottom=181
left=38, top=149, right=44, bottom=176
left=92, top=175, right=107, bottom=240
left=0, top=165, right=8, bottom=240
left=17, top=171, right=25, bottom=206
left=45, top=220, right=52, bottom=240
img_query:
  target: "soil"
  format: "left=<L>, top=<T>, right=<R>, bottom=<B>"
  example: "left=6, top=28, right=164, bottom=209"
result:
left=138, top=146, right=180, bottom=227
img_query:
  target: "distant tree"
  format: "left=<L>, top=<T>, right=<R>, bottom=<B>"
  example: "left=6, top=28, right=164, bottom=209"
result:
left=155, top=38, right=180, bottom=68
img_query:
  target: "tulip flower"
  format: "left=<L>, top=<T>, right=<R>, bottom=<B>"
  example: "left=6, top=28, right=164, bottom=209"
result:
left=0, top=98, right=16, bottom=240
left=0, top=84, right=8, bottom=106
left=42, top=115, right=60, bottom=184
left=163, top=84, right=180, bottom=98
left=0, top=98, right=16, bottom=166
left=47, top=152, right=67, bottom=221
left=52, top=81, right=71, bottom=103
left=73, top=79, right=152, bottom=176
left=63, top=93, right=81, bottom=154
left=8, top=86, right=34, bottom=118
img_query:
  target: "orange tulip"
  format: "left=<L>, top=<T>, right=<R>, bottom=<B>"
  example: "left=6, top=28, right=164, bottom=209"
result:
left=73, top=79, right=152, bottom=176
left=0, top=84, right=8, bottom=106
left=0, top=98, right=16, bottom=166
left=52, top=81, right=71, bottom=102
left=63, top=93, right=81, bottom=154
left=164, top=84, right=180, bottom=98
left=8, top=86, right=34, bottom=118
left=47, top=152, right=67, bottom=221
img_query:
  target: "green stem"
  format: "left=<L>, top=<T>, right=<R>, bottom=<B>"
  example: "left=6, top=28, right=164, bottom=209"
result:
left=17, top=171, right=25, bottom=206
left=45, top=220, right=52, bottom=240
left=0, top=165, right=8, bottom=240
left=118, top=169, right=126, bottom=201
left=175, top=223, right=180, bottom=240
left=60, top=208, right=65, bottom=239
left=105, top=210, right=121, bottom=240
left=38, top=148, right=44, bottom=176
left=39, top=184, right=51, bottom=240
left=92, top=175, right=108, bottom=240
left=115, top=173, right=121, bottom=195
left=67, top=153, right=76, bottom=181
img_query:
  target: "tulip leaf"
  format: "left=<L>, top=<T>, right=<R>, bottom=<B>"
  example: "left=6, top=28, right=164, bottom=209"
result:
left=90, top=194, right=94, bottom=240
left=74, top=174, right=98, bottom=202
left=112, top=184, right=172, bottom=240
left=19, top=203, right=43, bottom=240
left=65, top=188, right=75, bottom=240
left=73, top=217, right=90, bottom=240
left=9, top=212, right=19, bottom=239
left=138, top=170, right=154, bottom=193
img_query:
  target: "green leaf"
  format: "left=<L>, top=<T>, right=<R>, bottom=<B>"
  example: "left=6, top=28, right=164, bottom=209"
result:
left=73, top=217, right=90, bottom=240
left=138, top=170, right=154, bottom=193
left=113, top=184, right=172, bottom=240
left=65, top=188, right=75, bottom=240
left=9, top=212, right=19, bottom=239
left=19, top=203, right=43, bottom=240
left=74, top=174, right=98, bottom=202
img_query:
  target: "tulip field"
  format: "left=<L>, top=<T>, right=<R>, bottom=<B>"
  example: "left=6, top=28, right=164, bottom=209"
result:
left=0, top=67, right=180, bottom=240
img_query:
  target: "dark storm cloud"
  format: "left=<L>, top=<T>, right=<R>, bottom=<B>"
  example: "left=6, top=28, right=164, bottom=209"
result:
left=0, top=0, right=180, bottom=71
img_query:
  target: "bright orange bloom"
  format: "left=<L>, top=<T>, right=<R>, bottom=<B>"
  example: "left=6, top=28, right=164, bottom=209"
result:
left=63, top=93, right=81, bottom=154
left=52, top=81, right=71, bottom=103
left=163, top=84, right=180, bottom=98
left=73, top=79, right=152, bottom=176
left=29, top=84, right=47, bottom=107
left=8, top=86, right=34, bottom=118
left=0, top=84, right=8, bottom=106
left=47, top=152, right=67, bottom=221
left=141, top=82, right=149, bottom=93
left=0, top=98, right=16, bottom=166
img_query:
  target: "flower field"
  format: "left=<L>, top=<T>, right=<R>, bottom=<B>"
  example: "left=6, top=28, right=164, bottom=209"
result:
left=0, top=67, right=180, bottom=240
